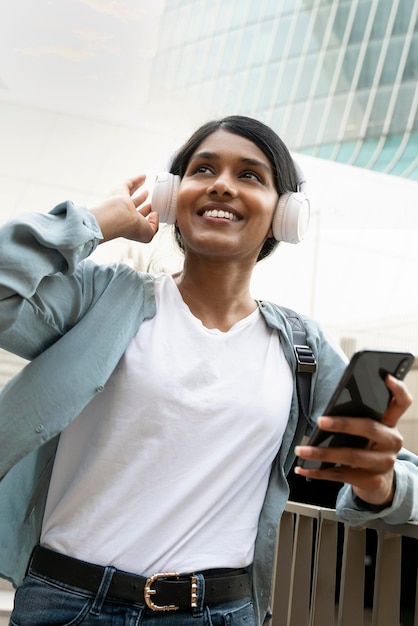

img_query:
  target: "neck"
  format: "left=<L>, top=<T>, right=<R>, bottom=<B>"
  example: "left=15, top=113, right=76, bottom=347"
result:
left=173, top=257, right=258, bottom=331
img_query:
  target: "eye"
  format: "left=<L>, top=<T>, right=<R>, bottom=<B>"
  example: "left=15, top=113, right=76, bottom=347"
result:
left=194, top=165, right=212, bottom=174
left=240, top=171, right=263, bottom=183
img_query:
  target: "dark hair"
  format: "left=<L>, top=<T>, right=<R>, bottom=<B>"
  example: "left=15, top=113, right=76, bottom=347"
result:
left=170, top=115, right=299, bottom=261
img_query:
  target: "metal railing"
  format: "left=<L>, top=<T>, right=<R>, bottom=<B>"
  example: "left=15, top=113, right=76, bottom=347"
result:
left=271, top=501, right=418, bottom=626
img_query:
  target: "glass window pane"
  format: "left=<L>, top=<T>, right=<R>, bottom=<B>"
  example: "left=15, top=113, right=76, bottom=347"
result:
left=390, top=83, right=416, bottom=133
left=252, top=20, right=278, bottom=65
left=200, top=1, right=228, bottom=39
left=258, top=62, right=281, bottom=109
left=216, top=0, right=237, bottom=29
left=368, top=86, right=393, bottom=135
left=188, top=1, right=207, bottom=40
left=168, top=5, right=192, bottom=47
left=283, top=102, right=307, bottom=147
left=348, top=0, right=373, bottom=44
left=295, top=54, right=320, bottom=100
left=358, top=41, right=381, bottom=88
left=370, top=1, right=392, bottom=39
left=344, top=90, right=369, bottom=139
left=310, top=5, right=330, bottom=47
left=379, top=38, right=405, bottom=85
left=204, top=33, right=227, bottom=80
left=305, top=98, right=333, bottom=144
left=372, top=134, right=404, bottom=171
left=352, top=138, right=380, bottom=166
left=227, top=0, right=252, bottom=28
left=336, top=140, right=358, bottom=163
left=270, top=16, right=293, bottom=62
left=289, top=13, right=310, bottom=57
left=314, top=49, right=338, bottom=97
left=319, top=95, right=347, bottom=143
left=240, top=67, right=264, bottom=111
left=276, top=58, right=299, bottom=106
left=336, top=44, right=361, bottom=93
left=402, top=33, right=418, bottom=82
left=390, top=133, right=418, bottom=176
left=393, top=2, right=415, bottom=35
left=331, top=3, right=352, bottom=43
left=271, top=105, right=287, bottom=136
left=236, top=24, right=258, bottom=71
left=317, top=143, right=336, bottom=159
left=219, top=28, right=243, bottom=73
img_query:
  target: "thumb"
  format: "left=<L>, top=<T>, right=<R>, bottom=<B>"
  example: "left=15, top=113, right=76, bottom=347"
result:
left=147, top=211, right=160, bottom=234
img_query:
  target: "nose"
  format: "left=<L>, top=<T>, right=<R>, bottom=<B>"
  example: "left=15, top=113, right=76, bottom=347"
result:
left=207, top=171, right=237, bottom=197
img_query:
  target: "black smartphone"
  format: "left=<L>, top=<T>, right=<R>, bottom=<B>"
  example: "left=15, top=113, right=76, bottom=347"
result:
left=297, top=349, right=415, bottom=470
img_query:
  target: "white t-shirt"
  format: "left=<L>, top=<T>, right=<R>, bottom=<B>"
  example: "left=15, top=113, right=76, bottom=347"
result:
left=41, top=274, right=293, bottom=575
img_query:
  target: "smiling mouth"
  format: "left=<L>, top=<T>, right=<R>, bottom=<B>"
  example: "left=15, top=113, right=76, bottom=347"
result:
left=201, top=209, right=240, bottom=222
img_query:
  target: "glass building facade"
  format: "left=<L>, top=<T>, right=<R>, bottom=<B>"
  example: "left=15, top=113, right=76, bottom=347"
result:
left=152, top=0, right=418, bottom=180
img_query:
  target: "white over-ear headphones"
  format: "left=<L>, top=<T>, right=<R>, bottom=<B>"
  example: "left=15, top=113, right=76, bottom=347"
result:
left=151, top=162, right=310, bottom=244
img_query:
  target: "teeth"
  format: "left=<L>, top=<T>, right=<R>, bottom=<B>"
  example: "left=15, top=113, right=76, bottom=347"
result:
left=203, top=209, right=239, bottom=221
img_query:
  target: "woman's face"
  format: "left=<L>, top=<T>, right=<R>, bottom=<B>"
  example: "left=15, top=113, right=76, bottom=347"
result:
left=176, top=129, right=278, bottom=264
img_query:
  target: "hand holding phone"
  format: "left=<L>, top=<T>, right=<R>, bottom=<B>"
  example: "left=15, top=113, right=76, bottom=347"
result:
left=297, top=350, right=414, bottom=470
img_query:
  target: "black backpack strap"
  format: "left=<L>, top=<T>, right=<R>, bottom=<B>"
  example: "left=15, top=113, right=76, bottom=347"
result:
left=280, top=306, right=316, bottom=428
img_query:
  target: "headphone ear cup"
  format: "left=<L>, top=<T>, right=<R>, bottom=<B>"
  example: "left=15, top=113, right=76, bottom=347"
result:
left=272, top=192, right=310, bottom=243
left=151, top=172, right=180, bottom=224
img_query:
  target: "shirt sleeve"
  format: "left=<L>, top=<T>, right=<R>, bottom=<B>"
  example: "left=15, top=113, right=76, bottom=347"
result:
left=0, top=202, right=104, bottom=359
left=336, top=448, right=418, bottom=525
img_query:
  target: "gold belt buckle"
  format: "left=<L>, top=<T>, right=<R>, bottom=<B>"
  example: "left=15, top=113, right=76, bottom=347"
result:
left=144, top=572, right=180, bottom=611
left=144, top=572, right=199, bottom=611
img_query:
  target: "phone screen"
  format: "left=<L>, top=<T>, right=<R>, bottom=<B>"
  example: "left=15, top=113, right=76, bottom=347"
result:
left=297, top=350, right=414, bottom=470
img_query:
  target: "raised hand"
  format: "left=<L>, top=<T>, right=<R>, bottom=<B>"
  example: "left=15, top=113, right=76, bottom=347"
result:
left=90, top=174, right=159, bottom=244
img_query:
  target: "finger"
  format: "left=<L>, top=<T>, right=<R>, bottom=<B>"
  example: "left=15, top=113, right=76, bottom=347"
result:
left=126, top=174, right=146, bottom=194
left=316, top=415, right=401, bottom=448
left=133, top=210, right=159, bottom=243
left=110, top=174, right=146, bottom=198
left=137, top=203, right=153, bottom=217
left=131, top=188, right=149, bottom=208
left=295, top=443, right=399, bottom=472
left=295, top=463, right=394, bottom=502
left=147, top=211, right=160, bottom=233
left=382, top=375, right=413, bottom=428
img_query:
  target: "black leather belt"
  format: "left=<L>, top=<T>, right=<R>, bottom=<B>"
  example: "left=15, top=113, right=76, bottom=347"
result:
left=30, top=546, right=251, bottom=612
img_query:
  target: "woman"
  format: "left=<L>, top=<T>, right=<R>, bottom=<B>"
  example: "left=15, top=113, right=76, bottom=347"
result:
left=0, top=115, right=416, bottom=626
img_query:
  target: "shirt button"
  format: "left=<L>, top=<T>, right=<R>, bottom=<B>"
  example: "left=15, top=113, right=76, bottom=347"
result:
left=96, top=385, right=105, bottom=392
left=35, top=424, right=44, bottom=433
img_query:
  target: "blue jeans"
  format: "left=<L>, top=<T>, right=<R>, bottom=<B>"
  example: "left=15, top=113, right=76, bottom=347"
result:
left=10, top=568, right=256, bottom=625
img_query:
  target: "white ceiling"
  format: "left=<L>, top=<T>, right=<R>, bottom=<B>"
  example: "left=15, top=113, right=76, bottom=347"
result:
left=0, top=0, right=165, bottom=127
left=0, top=0, right=200, bottom=246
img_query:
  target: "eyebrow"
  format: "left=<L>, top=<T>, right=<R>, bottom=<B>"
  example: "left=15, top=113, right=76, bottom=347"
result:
left=191, top=151, right=272, bottom=174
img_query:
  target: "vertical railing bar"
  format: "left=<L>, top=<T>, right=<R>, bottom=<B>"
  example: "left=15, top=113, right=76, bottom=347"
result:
left=337, top=524, right=366, bottom=626
left=371, top=530, right=402, bottom=626
left=310, top=515, right=338, bottom=626
left=414, top=556, right=418, bottom=626
left=271, top=510, right=296, bottom=626
left=288, top=514, right=314, bottom=626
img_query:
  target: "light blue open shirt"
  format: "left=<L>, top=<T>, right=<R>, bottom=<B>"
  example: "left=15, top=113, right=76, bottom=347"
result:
left=0, top=202, right=417, bottom=625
